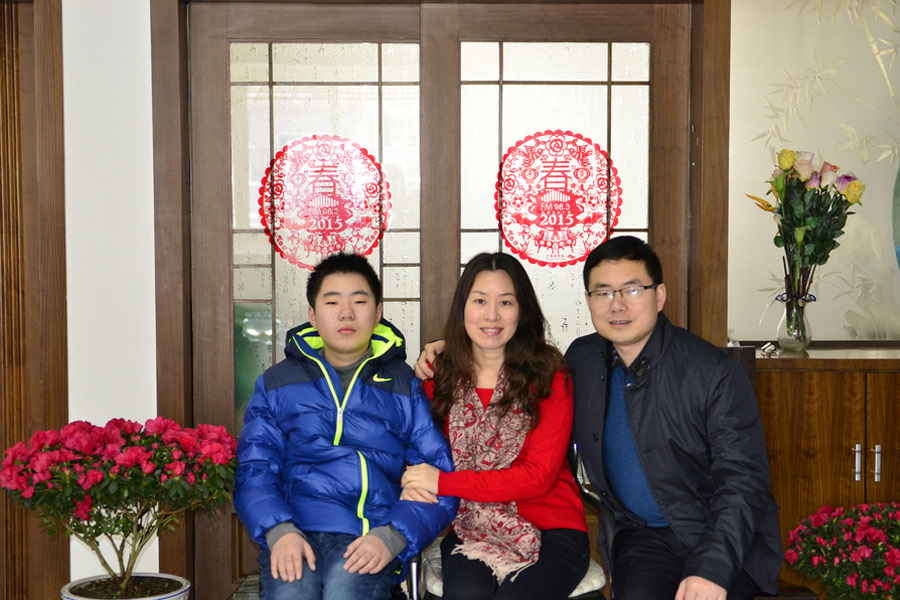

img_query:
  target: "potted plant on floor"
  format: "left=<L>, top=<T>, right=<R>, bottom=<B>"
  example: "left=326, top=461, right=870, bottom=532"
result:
left=785, top=503, right=900, bottom=599
left=1, top=417, right=237, bottom=599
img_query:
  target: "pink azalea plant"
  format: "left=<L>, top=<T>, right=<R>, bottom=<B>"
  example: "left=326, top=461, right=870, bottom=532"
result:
left=1, top=417, right=237, bottom=597
left=786, top=503, right=900, bottom=599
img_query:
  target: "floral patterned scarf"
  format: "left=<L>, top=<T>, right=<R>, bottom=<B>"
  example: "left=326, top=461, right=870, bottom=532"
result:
left=447, top=371, right=540, bottom=582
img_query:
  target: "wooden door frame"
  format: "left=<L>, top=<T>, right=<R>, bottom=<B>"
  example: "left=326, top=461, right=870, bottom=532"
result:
left=179, top=3, right=728, bottom=598
left=1, top=1, right=71, bottom=598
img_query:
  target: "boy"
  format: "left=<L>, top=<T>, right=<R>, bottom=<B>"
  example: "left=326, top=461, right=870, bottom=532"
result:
left=235, top=252, right=457, bottom=600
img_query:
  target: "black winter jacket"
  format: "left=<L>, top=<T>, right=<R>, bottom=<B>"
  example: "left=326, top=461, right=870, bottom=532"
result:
left=566, top=313, right=782, bottom=594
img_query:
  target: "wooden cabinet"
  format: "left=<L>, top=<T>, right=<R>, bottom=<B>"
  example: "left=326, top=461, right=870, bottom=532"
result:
left=756, top=350, right=900, bottom=590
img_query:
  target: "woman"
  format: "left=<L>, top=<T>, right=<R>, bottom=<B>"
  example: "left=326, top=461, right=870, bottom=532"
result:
left=401, top=252, right=589, bottom=600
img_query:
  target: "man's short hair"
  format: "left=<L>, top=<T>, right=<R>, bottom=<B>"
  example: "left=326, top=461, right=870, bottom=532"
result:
left=306, top=252, right=382, bottom=306
left=582, top=235, right=664, bottom=289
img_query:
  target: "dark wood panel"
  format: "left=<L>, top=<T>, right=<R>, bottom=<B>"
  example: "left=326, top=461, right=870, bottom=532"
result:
left=647, top=3, right=691, bottom=329
left=456, top=3, right=655, bottom=39
left=189, top=6, right=236, bottom=599
left=757, top=352, right=900, bottom=373
left=150, top=0, right=193, bottom=582
left=688, top=0, right=730, bottom=345
left=1, top=4, right=27, bottom=598
left=866, top=372, right=900, bottom=504
left=420, top=4, right=461, bottom=343
left=21, top=0, right=71, bottom=597
left=756, top=370, right=866, bottom=588
left=220, top=3, right=419, bottom=40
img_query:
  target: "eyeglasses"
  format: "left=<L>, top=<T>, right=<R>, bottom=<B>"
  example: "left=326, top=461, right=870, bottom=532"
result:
left=586, top=284, right=659, bottom=303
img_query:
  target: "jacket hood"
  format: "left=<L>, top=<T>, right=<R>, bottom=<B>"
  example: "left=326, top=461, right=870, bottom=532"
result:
left=284, top=318, right=408, bottom=365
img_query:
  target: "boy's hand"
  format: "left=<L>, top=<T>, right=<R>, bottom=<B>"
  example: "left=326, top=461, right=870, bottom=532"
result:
left=270, top=532, right=316, bottom=582
left=344, top=535, right=391, bottom=574
left=400, top=486, right=438, bottom=503
left=413, top=340, right=446, bottom=380
left=402, top=463, right=440, bottom=495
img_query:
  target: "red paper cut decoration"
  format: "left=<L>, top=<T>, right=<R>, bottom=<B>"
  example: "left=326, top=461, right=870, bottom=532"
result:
left=258, top=134, right=391, bottom=271
left=495, top=130, right=622, bottom=267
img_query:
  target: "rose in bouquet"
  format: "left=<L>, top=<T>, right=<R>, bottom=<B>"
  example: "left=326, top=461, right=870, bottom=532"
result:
left=747, top=149, right=864, bottom=349
left=1, top=417, right=237, bottom=598
left=786, top=503, right=900, bottom=599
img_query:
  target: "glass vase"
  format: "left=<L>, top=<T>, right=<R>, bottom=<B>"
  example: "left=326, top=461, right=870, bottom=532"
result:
left=776, top=292, right=815, bottom=352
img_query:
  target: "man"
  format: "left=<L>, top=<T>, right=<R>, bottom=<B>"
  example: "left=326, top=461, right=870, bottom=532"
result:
left=416, top=237, right=782, bottom=599
left=235, top=252, right=457, bottom=600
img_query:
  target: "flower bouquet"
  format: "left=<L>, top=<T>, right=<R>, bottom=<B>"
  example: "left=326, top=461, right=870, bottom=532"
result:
left=1, top=417, right=237, bottom=599
left=786, top=503, right=900, bottom=599
left=748, top=149, right=864, bottom=350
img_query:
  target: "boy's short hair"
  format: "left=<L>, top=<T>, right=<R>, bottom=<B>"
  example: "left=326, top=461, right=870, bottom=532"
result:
left=306, top=252, right=382, bottom=305
left=582, top=235, right=664, bottom=289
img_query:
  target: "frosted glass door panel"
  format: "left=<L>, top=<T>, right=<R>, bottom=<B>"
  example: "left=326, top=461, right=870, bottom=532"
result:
left=461, top=232, right=502, bottom=262
left=383, top=301, right=420, bottom=363
left=382, top=43, right=420, bottom=82
left=272, top=43, right=379, bottom=82
left=461, top=43, right=499, bottom=81
left=522, top=261, right=595, bottom=350
left=502, top=86, right=607, bottom=150
left=272, top=86, right=380, bottom=150
left=382, top=86, right=421, bottom=229
left=461, top=86, right=500, bottom=229
left=230, top=43, right=270, bottom=83
left=234, top=232, right=272, bottom=265
left=504, top=43, right=608, bottom=81
left=611, top=85, right=649, bottom=229
left=231, top=85, right=270, bottom=229
left=383, top=231, right=420, bottom=264
left=612, top=43, right=650, bottom=81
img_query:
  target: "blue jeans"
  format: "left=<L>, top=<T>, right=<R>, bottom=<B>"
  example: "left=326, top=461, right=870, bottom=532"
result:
left=258, top=531, right=399, bottom=600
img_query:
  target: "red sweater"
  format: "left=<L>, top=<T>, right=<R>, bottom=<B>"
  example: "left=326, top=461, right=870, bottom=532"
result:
left=425, top=370, right=587, bottom=533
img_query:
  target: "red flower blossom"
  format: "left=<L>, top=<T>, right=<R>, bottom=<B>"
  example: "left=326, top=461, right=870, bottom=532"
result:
left=73, top=494, right=92, bottom=520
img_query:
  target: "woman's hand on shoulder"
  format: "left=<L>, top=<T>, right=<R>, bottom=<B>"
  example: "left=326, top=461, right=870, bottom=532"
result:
left=414, top=340, right=446, bottom=380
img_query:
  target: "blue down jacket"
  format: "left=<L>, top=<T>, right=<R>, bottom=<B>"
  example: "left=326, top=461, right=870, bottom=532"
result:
left=234, top=319, right=457, bottom=563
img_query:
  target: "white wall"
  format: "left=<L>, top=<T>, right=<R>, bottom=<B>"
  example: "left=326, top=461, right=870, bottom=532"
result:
left=62, top=0, right=158, bottom=580
left=729, top=0, right=900, bottom=342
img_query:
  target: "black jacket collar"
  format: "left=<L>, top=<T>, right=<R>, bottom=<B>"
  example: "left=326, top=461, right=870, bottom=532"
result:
left=619, top=311, right=670, bottom=381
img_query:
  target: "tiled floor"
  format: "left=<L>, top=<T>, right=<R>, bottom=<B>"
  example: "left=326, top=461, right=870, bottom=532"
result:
left=227, top=573, right=259, bottom=600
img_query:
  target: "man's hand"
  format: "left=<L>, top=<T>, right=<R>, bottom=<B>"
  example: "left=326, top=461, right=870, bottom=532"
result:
left=401, top=463, right=440, bottom=495
left=675, top=575, right=726, bottom=600
left=413, top=340, right=446, bottom=380
left=400, top=486, right=438, bottom=503
left=343, top=535, right=391, bottom=574
left=270, top=532, right=316, bottom=582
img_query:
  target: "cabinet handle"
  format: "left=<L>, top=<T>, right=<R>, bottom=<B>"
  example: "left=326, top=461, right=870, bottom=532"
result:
left=854, top=444, right=862, bottom=481
left=872, top=444, right=882, bottom=483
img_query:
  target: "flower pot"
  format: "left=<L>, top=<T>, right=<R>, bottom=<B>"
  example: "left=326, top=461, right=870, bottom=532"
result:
left=60, top=573, right=190, bottom=600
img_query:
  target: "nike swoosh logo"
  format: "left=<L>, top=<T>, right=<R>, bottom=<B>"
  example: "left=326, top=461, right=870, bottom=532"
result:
left=372, top=374, right=392, bottom=383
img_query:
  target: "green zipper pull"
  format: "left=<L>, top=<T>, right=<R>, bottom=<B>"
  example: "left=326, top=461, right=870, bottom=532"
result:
left=333, top=406, right=344, bottom=446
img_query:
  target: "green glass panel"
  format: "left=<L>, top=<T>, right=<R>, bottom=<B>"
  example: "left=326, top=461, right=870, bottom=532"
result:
left=234, top=302, right=273, bottom=433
